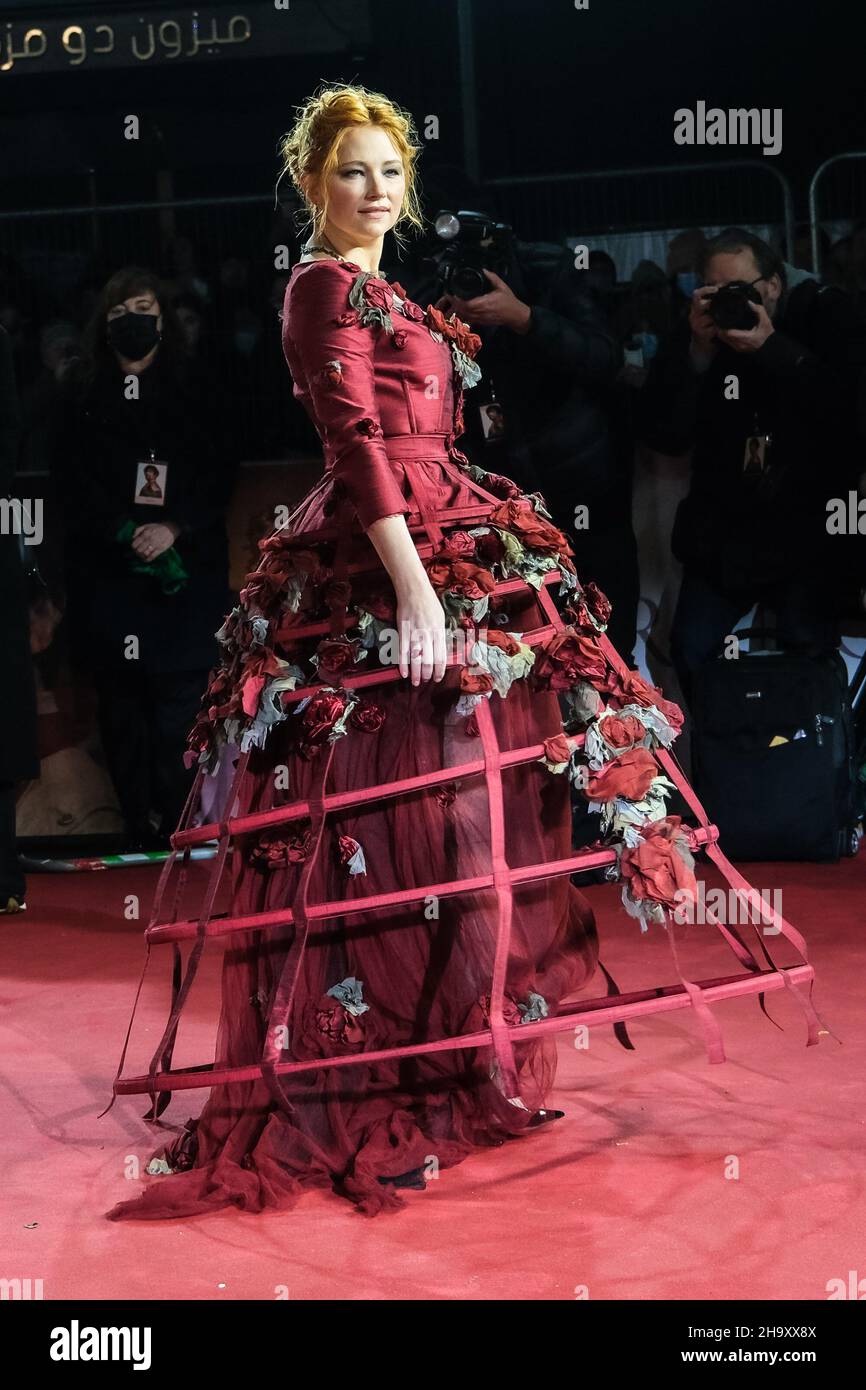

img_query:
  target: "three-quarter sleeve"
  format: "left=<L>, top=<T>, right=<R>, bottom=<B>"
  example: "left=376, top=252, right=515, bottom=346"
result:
left=283, top=261, right=411, bottom=531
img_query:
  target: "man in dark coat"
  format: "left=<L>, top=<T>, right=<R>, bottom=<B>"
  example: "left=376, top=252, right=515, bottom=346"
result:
left=0, top=324, right=39, bottom=911
left=639, top=227, right=866, bottom=702
left=439, top=240, right=639, bottom=662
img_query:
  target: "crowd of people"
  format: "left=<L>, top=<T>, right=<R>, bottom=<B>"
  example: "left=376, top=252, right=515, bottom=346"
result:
left=1, top=214, right=865, bottom=870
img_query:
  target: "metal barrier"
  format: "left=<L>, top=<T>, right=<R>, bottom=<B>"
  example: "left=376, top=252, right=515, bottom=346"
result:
left=809, top=151, right=866, bottom=273
left=481, top=160, right=795, bottom=255
left=5, top=153, right=860, bottom=468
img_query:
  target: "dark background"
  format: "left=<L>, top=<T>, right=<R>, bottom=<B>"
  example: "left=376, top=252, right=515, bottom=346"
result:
left=1, top=0, right=862, bottom=214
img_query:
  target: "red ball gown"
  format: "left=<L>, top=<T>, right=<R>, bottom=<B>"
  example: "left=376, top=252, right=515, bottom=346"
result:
left=106, top=255, right=824, bottom=1220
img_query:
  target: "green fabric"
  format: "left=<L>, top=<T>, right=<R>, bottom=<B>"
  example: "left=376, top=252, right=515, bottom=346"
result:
left=116, top=519, right=189, bottom=594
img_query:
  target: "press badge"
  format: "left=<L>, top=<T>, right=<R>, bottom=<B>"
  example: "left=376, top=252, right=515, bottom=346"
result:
left=134, top=456, right=168, bottom=506
left=478, top=399, right=506, bottom=443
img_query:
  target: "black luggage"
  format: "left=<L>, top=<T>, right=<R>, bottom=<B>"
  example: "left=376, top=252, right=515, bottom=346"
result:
left=691, top=632, right=860, bottom=862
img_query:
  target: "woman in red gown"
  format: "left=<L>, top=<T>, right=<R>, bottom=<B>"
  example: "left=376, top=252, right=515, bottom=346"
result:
left=106, top=84, right=821, bottom=1221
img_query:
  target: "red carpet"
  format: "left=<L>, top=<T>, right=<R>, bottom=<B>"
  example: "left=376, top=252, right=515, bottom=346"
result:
left=1, top=853, right=863, bottom=1301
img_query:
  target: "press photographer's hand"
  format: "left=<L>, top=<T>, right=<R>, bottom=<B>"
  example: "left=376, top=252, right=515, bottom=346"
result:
left=688, top=285, right=720, bottom=353
left=435, top=269, right=532, bottom=333
left=717, top=299, right=775, bottom=352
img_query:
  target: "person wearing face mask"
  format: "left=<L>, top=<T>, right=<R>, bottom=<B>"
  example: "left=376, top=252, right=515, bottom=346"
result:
left=639, top=227, right=866, bottom=703
left=666, top=228, right=708, bottom=326
left=48, top=268, right=238, bottom=850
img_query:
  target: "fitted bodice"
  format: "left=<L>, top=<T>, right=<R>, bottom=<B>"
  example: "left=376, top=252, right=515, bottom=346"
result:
left=280, top=257, right=462, bottom=530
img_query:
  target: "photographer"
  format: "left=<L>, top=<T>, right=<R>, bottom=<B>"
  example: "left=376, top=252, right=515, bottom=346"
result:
left=639, top=227, right=866, bottom=702
left=437, top=236, right=639, bottom=661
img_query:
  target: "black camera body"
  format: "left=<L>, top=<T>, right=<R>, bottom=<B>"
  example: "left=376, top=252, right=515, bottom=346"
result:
left=706, top=280, right=763, bottom=331
left=431, top=210, right=513, bottom=299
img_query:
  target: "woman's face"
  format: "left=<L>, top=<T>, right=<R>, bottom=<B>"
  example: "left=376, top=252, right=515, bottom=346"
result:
left=107, top=290, right=163, bottom=332
left=314, top=126, right=405, bottom=248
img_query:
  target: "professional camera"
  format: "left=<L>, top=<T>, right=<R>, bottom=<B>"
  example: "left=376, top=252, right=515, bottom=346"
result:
left=706, top=279, right=763, bottom=331
left=429, top=209, right=514, bottom=298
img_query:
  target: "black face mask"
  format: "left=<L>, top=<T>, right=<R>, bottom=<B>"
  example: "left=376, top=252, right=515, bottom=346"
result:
left=106, top=311, right=161, bottom=360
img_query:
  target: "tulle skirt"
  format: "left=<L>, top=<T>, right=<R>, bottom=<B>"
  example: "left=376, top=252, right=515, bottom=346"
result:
left=106, top=449, right=601, bottom=1219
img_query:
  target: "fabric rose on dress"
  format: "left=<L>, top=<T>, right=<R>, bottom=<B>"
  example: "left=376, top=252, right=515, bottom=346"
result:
left=480, top=471, right=522, bottom=501
left=583, top=582, right=612, bottom=626
left=425, top=556, right=497, bottom=600
left=184, top=717, right=217, bottom=770
left=401, top=300, right=426, bottom=323
left=473, top=529, right=506, bottom=566
left=482, top=628, right=522, bottom=657
left=337, top=835, right=366, bottom=876
left=318, top=360, right=343, bottom=387
left=568, top=581, right=613, bottom=632
left=312, top=995, right=366, bottom=1049
left=459, top=667, right=495, bottom=695
left=466, top=629, right=534, bottom=698
left=349, top=698, right=386, bottom=733
left=294, top=687, right=356, bottom=758
left=610, top=670, right=685, bottom=735
left=362, top=279, right=394, bottom=312
left=240, top=648, right=292, bottom=718
left=597, top=712, right=648, bottom=752
left=534, top=630, right=609, bottom=692
left=355, top=416, right=382, bottom=438
left=580, top=747, right=658, bottom=803
left=391, top=330, right=408, bottom=349
left=333, top=310, right=360, bottom=328
left=312, top=635, right=366, bottom=677
left=298, top=973, right=377, bottom=1060
left=248, top=824, right=313, bottom=871
left=425, top=305, right=482, bottom=358
left=539, top=733, right=578, bottom=774
left=438, top=530, right=478, bottom=559
left=488, top=498, right=573, bottom=556
left=619, top=815, right=698, bottom=929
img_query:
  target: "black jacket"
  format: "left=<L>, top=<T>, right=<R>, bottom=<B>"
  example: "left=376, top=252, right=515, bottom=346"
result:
left=0, top=325, right=39, bottom=782
left=639, top=278, right=866, bottom=589
left=50, top=350, right=238, bottom=674
left=462, top=245, right=628, bottom=532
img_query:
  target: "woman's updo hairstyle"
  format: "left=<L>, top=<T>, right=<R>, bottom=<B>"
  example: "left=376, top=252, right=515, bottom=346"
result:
left=277, top=82, right=424, bottom=251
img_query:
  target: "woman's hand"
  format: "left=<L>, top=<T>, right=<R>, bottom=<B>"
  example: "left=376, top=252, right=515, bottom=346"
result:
left=396, top=582, right=448, bottom=686
left=131, top=521, right=180, bottom=561
left=363, top=514, right=449, bottom=685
